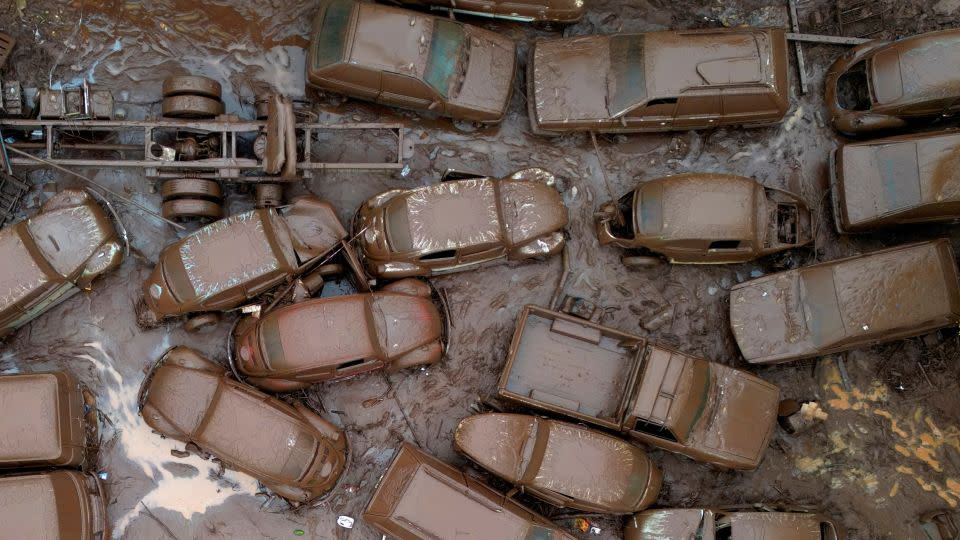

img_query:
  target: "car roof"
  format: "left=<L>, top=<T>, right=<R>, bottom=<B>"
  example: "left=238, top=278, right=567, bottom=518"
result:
left=0, top=373, right=67, bottom=462
left=840, top=131, right=960, bottom=226
left=0, top=224, right=53, bottom=315
left=727, top=511, right=822, bottom=540
left=398, top=178, right=503, bottom=253
left=638, top=173, right=759, bottom=242
left=0, top=472, right=79, bottom=539
left=348, top=2, right=435, bottom=78
left=870, top=29, right=960, bottom=106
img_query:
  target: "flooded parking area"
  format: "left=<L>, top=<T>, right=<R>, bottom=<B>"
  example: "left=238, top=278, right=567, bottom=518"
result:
left=4, top=0, right=960, bottom=538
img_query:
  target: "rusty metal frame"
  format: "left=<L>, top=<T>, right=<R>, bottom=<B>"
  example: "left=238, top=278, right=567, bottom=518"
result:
left=0, top=117, right=406, bottom=181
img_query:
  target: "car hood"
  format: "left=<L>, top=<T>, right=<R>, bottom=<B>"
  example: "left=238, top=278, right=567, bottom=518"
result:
left=499, top=180, right=568, bottom=247
left=531, top=35, right=611, bottom=124
left=626, top=509, right=707, bottom=540
left=449, top=26, right=516, bottom=117
left=729, top=512, right=823, bottom=540
left=0, top=224, right=54, bottom=317
left=729, top=271, right=817, bottom=363
left=691, top=366, right=779, bottom=464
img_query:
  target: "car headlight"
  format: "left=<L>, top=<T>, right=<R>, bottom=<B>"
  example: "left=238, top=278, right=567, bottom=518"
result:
left=149, top=283, right=164, bottom=299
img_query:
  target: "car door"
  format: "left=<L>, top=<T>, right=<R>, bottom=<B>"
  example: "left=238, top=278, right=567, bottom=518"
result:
left=674, top=93, right=722, bottom=129
left=458, top=242, right=506, bottom=269
left=705, top=239, right=755, bottom=261
left=320, top=63, right=382, bottom=101
left=417, top=248, right=459, bottom=274
left=379, top=72, right=440, bottom=112
left=622, top=98, right=677, bottom=130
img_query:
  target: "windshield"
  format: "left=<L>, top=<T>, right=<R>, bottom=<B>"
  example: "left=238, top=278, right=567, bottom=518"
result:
left=608, top=34, right=647, bottom=116
left=638, top=183, right=663, bottom=235
left=311, top=0, right=353, bottom=70
left=424, top=19, right=466, bottom=98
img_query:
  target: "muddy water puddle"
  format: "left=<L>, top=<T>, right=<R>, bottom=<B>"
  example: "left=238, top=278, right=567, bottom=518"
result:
left=4, top=0, right=960, bottom=538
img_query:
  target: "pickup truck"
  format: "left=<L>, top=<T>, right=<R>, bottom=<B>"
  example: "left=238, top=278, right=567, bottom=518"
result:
left=496, top=305, right=780, bottom=470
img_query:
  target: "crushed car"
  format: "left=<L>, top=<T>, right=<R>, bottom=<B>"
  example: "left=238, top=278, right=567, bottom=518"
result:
left=141, top=195, right=365, bottom=330
left=826, top=29, right=960, bottom=135
left=454, top=413, right=662, bottom=514
left=0, top=189, right=124, bottom=338
left=307, top=0, right=517, bottom=124
left=596, top=173, right=812, bottom=266
left=354, top=168, right=567, bottom=279
left=231, top=278, right=444, bottom=392
left=364, top=442, right=577, bottom=540
left=393, top=0, right=585, bottom=23
left=625, top=507, right=846, bottom=540
left=497, top=305, right=780, bottom=470
left=0, top=470, right=109, bottom=540
left=138, top=346, right=348, bottom=503
left=831, top=130, right=960, bottom=233
left=0, top=371, right=97, bottom=469
left=730, top=239, right=960, bottom=364
left=527, top=27, right=789, bottom=135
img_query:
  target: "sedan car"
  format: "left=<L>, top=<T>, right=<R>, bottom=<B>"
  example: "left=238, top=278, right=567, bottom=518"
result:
left=142, top=196, right=364, bottom=329
left=528, top=27, right=789, bottom=135
left=307, top=0, right=517, bottom=123
left=354, top=168, right=567, bottom=279
left=0, top=371, right=98, bottom=469
left=596, top=173, right=812, bottom=266
left=0, top=189, right=123, bottom=337
left=139, top=346, right=348, bottom=503
left=730, top=240, right=960, bottom=364
left=625, top=507, right=846, bottom=540
left=830, top=129, right=960, bottom=233
left=232, top=278, right=444, bottom=392
left=0, top=470, right=109, bottom=540
left=393, top=0, right=585, bottom=23
left=826, top=29, right=960, bottom=135
left=455, top=413, right=662, bottom=514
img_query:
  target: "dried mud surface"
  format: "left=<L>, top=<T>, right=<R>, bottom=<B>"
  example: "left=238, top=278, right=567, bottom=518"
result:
left=3, top=0, right=960, bottom=538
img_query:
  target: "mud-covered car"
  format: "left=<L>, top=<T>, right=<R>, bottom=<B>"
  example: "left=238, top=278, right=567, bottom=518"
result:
left=0, top=189, right=123, bottom=338
left=394, top=0, right=585, bottom=23
left=527, top=27, right=789, bottom=135
left=0, top=371, right=98, bottom=469
left=142, top=196, right=364, bottom=329
left=354, top=168, right=567, bottom=279
left=364, top=442, right=577, bottom=540
left=596, top=173, right=812, bottom=266
left=625, top=507, right=846, bottom=540
left=830, top=130, right=960, bottom=233
left=826, top=29, right=960, bottom=135
left=231, top=278, right=444, bottom=392
left=498, top=305, right=780, bottom=469
left=307, top=0, right=517, bottom=124
left=0, top=470, right=109, bottom=540
left=731, top=240, right=960, bottom=364
left=455, top=413, right=662, bottom=514
left=139, top=346, right=348, bottom=502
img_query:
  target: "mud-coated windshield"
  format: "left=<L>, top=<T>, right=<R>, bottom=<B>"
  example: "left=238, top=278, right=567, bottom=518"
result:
left=424, top=20, right=466, bottom=98
left=311, top=0, right=353, bottom=70
left=607, top=34, right=647, bottom=117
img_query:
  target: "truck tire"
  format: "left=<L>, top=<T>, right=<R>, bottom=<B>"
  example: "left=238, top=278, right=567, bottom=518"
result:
left=161, top=198, right=224, bottom=221
left=162, top=95, right=224, bottom=118
left=160, top=178, right=222, bottom=200
left=162, top=75, right=222, bottom=99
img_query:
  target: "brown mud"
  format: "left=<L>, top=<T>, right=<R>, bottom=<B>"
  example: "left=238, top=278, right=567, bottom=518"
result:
left=4, top=0, right=960, bottom=538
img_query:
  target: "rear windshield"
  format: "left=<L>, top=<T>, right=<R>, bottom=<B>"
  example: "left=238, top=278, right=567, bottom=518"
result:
left=608, top=34, right=647, bottom=116
left=424, top=20, right=466, bottom=98
left=638, top=183, right=662, bottom=235
left=385, top=199, right=413, bottom=252
left=312, top=0, right=353, bottom=70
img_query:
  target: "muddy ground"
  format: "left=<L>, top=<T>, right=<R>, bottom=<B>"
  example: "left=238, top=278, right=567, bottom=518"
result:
left=3, top=0, right=960, bottom=538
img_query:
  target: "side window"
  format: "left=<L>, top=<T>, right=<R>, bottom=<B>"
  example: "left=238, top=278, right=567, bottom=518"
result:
left=626, top=97, right=677, bottom=118
left=708, top=240, right=742, bottom=250
left=420, top=249, right=457, bottom=261
left=676, top=94, right=721, bottom=118
left=632, top=419, right=678, bottom=442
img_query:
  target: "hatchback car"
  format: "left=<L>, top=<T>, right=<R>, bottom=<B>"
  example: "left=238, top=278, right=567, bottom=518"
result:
left=0, top=371, right=98, bottom=469
left=826, top=29, right=960, bottom=135
left=596, top=173, right=812, bottom=266
left=0, top=470, right=109, bottom=540
left=354, top=168, right=567, bottom=279
left=0, top=189, right=123, bottom=337
left=142, top=196, right=363, bottom=329
left=232, top=278, right=444, bottom=392
left=364, top=442, right=577, bottom=540
left=730, top=240, right=960, bottom=364
left=393, top=0, right=585, bottom=23
left=139, top=346, right=349, bottom=502
left=455, top=413, right=662, bottom=514
left=625, top=507, right=846, bottom=540
left=307, top=0, right=517, bottom=123
left=528, top=27, right=789, bottom=135
left=831, top=129, right=960, bottom=233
